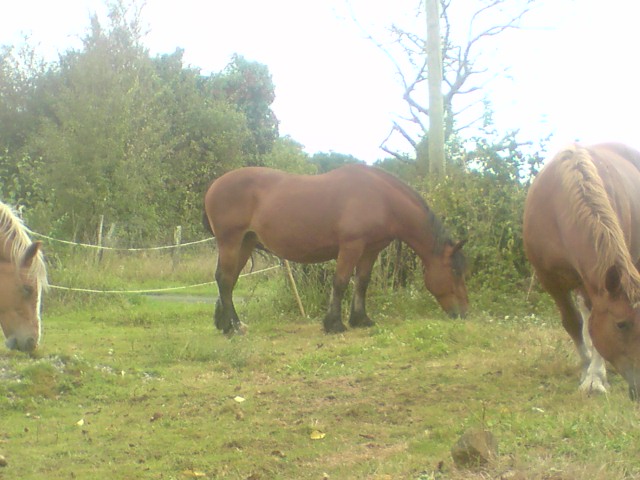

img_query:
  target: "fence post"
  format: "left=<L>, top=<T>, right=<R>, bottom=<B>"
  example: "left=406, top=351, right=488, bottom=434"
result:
left=284, top=260, right=306, bottom=317
left=172, top=225, right=182, bottom=272
left=96, top=214, right=105, bottom=264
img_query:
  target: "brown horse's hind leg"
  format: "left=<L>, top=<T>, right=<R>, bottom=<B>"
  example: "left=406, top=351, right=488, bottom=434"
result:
left=214, top=233, right=257, bottom=335
left=349, top=250, right=379, bottom=328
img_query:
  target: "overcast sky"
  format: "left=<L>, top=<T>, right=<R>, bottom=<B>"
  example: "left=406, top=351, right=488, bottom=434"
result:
left=1, top=0, right=638, bottom=163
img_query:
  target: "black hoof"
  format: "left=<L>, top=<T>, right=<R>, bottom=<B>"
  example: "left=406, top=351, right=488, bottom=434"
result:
left=349, top=312, right=375, bottom=328
left=324, top=322, right=347, bottom=334
left=214, top=311, right=230, bottom=332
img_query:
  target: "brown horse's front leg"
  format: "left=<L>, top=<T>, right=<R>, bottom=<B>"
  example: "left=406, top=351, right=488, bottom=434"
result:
left=323, top=275, right=348, bottom=333
left=324, top=245, right=366, bottom=333
left=349, top=251, right=378, bottom=328
left=214, top=297, right=244, bottom=335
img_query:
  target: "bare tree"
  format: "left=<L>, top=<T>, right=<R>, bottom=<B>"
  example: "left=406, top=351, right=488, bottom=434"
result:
left=370, top=0, right=536, bottom=164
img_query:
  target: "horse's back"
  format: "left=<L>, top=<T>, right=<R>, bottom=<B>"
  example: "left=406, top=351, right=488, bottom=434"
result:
left=204, top=165, right=418, bottom=262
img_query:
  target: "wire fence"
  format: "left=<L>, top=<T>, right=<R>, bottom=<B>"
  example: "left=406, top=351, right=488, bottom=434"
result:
left=33, top=230, right=282, bottom=295
left=29, top=230, right=214, bottom=251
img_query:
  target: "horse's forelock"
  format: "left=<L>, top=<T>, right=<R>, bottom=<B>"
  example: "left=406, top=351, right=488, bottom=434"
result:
left=0, top=203, right=48, bottom=291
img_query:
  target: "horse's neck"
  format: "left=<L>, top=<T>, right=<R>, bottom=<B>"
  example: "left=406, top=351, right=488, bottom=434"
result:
left=396, top=213, right=441, bottom=266
left=569, top=224, right=640, bottom=302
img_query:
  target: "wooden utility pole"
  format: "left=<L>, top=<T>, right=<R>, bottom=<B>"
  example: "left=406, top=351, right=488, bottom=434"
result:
left=426, top=0, right=445, bottom=176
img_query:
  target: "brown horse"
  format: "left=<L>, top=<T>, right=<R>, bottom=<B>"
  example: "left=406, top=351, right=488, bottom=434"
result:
left=0, top=202, right=47, bottom=352
left=203, top=164, right=468, bottom=334
left=524, top=143, right=640, bottom=400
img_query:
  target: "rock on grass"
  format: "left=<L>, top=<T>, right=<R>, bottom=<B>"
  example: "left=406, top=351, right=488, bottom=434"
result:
left=451, top=429, right=498, bottom=468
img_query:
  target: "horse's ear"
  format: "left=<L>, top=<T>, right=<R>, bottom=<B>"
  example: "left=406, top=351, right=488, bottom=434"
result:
left=605, top=265, right=622, bottom=296
left=452, top=239, right=467, bottom=254
left=21, top=241, right=42, bottom=269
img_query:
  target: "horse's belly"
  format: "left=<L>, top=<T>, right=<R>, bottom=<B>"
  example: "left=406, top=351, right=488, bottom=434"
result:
left=261, top=236, right=339, bottom=263
left=256, top=230, right=338, bottom=263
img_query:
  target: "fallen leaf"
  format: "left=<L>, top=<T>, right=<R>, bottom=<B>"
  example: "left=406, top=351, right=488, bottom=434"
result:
left=310, top=430, right=326, bottom=440
left=182, top=470, right=206, bottom=478
left=233, top=396, right=246, bottom=403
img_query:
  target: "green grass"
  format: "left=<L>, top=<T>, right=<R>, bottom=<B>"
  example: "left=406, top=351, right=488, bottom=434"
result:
left=2, top=251, right=640, bottom=479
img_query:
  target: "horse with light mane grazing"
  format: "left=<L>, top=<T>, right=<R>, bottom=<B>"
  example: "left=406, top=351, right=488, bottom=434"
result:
left=524, top=143, right=640, bottom=400
left=203, top=164, right=468, bottom=335
left=0, top=202, right=47, bottom=352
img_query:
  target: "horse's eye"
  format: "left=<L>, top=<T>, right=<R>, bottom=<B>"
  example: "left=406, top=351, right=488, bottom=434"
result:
left=22, top=285, right=34, bottom=299
left=617, top=320, right=632, bottom=331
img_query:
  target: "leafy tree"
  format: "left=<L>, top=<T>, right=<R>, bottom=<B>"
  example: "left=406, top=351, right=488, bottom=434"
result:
left=26, top=1, right=168, bottom=242
left=309, top=152, right=363, bottom=173
left=12, top=0, right=254, bottom=242
left=0, top=42, right=48, bottom=208
left=152, top=49, right=250, bottom=237
left=262, top=136, right=316, bottom=174
left=209, top=54, right=279, bottom=162
left=0, top=42, right=44, bottom=154
left=373, top=156, right=419, bottom=181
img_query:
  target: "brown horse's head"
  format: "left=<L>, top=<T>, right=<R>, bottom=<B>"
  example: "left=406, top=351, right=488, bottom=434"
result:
left=0, top=242, right=43, bottom=353
left=423, top=240, right=469, bottom=318
left=589, top=265, right=640, bottom=400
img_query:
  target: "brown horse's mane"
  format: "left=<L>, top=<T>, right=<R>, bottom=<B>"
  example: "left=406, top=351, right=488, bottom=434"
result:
left=556, top=144, right=640, bottom=302
left=368, top=167, right=449, bottom=244
left=368, top=166, right=467, bottom=275
left=0, top=202, right=48, bottom=288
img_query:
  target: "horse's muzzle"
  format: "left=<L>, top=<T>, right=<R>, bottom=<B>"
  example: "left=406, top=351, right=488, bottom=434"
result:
left=623, top=372, right=640, bottom=401
left=5, top=335, right=37, bottom=352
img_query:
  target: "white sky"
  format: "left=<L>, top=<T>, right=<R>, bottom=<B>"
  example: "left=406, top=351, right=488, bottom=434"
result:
left=1, top=0, right=639, bottom=163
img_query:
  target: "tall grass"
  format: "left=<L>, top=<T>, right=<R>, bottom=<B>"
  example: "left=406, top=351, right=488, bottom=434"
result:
left=2, top=241, right=637, bottom=479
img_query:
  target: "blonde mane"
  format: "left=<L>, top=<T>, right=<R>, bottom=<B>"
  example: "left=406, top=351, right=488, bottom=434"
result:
left=556, top=144, right=640, bottom=302
left=0, top=202, right=48, bottom=290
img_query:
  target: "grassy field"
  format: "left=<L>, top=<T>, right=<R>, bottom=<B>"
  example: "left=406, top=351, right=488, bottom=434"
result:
left=1, top=251, right=640, bottom=480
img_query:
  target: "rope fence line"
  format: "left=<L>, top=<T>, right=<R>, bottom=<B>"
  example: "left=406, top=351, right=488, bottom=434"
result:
left=48, top=265, right=282, bottom=294
left=29, top=230, right=214, bottom=251
left=27, top=229, right=283, bottom=294
left=27, top=227, right=306, bottom=314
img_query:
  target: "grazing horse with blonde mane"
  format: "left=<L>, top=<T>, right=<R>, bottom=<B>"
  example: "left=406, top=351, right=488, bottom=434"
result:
left=0, top=202, right=47, bottom=352
left=524, top=143, right=640, bottom=400
left=204, top=164, right=468, bottom=335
